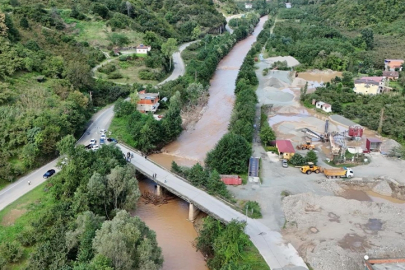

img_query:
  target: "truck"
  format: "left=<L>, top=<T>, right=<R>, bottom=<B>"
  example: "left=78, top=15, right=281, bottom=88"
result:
left=300, top=163, right=354, bottom=178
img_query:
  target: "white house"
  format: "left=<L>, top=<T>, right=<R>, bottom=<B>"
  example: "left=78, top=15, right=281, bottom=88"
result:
left=136, top=44, right=151, bottom=54
left=245, top=3, right=252, bottom=9
left=286, top=2, right=292, bottom=8
left=316, top=101, right=332, bottom=113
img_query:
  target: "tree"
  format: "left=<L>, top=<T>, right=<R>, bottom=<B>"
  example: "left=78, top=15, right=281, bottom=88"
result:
left=360, top=28, right=374, bottom=50
left=129, top=91, right=140, bottom=106
left=92, top=210, right=163, bottom=270
left=66, top=61, right=93, bottom=90
left=300, top=82, right=308, bottom=101
left=0, top=13, right=8, bottom=36
left=106, top=165, right=140, bottom=211
left=107, top=33, right=130, bottom=47
left=192, top=25, right=202, bottom=39
left=305, top=150, right=318, bottom=164
left=332, top=102, right=342, bottom=113
left=19, top=17, right=29, bottom=29
left=187, top=163, right=207, bottom=187
left=205, top=133, right=251, bottom=174
left=206, top=169, right=224, bottom=195
left=93, top=3, right=109, bottom=19
left=289, top=153, right=306, bottom=166
left=161, top=38, right=177, bottom=70
left=259, top=125, right=276, bottom=146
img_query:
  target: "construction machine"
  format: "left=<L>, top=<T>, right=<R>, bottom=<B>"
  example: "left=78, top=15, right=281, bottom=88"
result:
left=300, top=162, right=321, bottom=174
left=296, top=140, right=315, bottom=150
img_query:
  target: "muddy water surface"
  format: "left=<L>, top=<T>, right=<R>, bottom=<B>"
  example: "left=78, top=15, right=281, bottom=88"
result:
left=134, top=178, right=208, bottom=270
left=340, top=189, right=405, bottom=209
left=150, top=16, right=269, bottom=167
left=297, top=71, right=342, bottom=83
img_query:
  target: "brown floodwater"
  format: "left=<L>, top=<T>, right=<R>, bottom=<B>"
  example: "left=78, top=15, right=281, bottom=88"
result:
left=340, top=189, right=405, bottom=209
left=297, top=71, right=342, bottom=83
left=150, top=16, right=269, bottom=167
left=134, top=177, right=208, bottom=270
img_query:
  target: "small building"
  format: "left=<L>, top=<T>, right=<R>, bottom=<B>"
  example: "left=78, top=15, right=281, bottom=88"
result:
left=136, top=44, right=151, bottom=54
left=384, top=59, right=404, bottom=71
left=276, top=140, right=295, bottom=160
left=285, top=2, right=292, bottom=8
left=113, top=48, right=121, bottom=56
left=137, top=91, right=160, bottom=113
left=220, top=175, right=242, bottom=185
left=366, top=138, right=382, bottom=152
left=245, top=3, right=252, bottom=9
left=315, top=101, right=332, bottom=113
left=353, top=77, right=386, bottom=95
left=383, top=70, right=399, bottom=80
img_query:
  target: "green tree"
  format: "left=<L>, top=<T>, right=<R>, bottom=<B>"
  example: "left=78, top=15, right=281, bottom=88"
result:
left=66, top=61, right=93, bottom=90
left=187, top=163, right=207, bottom=187
left=305, top=150, right=318, bottom=164
left=259, top=125, right=276, bottom=146
left=93, top=3, right=109, bottom=19
left=289, top=153, right=306, bottom=166
left=192, top=25, right=202, bottom=39
left=205, top=133, right=251, bottom=174
left=332, top=102, right=342, bottom=113
left=161, top=38, right=178, bottom=70
left=107, top=165, right=140, bottom=210
left=92, top=210, right=163, bottom=270
left=360, top=28, right=374, bottom=50
left=107, top=33, right=130, bottom=47
left=19, top=17, right=29, bottom=29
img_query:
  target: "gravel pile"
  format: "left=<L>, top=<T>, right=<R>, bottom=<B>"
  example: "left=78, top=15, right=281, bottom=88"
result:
left=372, top=180, right=392, bottom=196
left=282, top=193, right=405, bottom=270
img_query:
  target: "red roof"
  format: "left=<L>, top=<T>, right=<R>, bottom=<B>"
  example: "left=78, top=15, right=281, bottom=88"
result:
left=220, top=175, right=242, bottom=185
left=276, top=140, right=295, bottom=153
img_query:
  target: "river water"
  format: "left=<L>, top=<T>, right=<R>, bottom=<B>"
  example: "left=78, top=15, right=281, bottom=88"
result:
left=134, top=177, right=208, bottom=270
left=150, top=15, right=269, bottom=169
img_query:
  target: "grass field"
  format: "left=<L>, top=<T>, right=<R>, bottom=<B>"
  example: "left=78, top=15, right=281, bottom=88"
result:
left=109, top=116, right=137, bottom=148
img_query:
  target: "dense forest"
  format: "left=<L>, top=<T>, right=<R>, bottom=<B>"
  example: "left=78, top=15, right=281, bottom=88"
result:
left=0, top=137, right=163, bottom=269
left=0, top=0, right=227, bottom=186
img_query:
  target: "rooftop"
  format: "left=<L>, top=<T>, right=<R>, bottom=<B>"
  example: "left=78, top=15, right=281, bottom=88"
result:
left=365, top=258, right=405, bottom=270
left=276, top=140, right=295, bottom=153
left=383, top=70, right=399, bottom=77
left=367, top=137, right=382, bottom=143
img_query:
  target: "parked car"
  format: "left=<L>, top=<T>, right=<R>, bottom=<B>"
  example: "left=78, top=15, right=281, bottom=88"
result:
left=85, top=144, right=92, bottom=149
left=100, top=129, right=107, bottom=134
left=282, top=159, right=288, bottom=168
left=107, top=138, right=118, bottom=143
left=43, top=169, right=56, bottom=179
left=90, top=138, right=96, bottom=145
left=92, top=145, right=100, bottom=151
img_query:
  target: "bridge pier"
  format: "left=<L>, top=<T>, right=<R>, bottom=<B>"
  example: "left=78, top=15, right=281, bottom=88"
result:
left=188, top=203, right=200, bottom=222
left=156, top=185, right=162, bottom=196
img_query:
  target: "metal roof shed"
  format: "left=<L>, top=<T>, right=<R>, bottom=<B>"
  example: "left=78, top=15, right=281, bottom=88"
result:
left=366, top=138, right=382, bottom=152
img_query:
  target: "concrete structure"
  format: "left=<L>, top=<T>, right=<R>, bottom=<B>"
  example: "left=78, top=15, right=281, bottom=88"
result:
left=116, top=143, right=308, bottom=270
left=248, top=157, right=260, bottom=182
left=365, top=257, right=405, bottom=270
left=245, top=3, right=252, bottom=8
left=383, top=70, right=399, bottom=80
left=220, top=175, right=242, bottom=185
left=354, top=77, right=386, bottom=95
left=276, top=140, right=295, bottom=160
left=137, top=91, right=160, bottom=113
left=286, top=2, right=292, bottom=8
left=366, top=138, right=382, bottom=152
left=136, top=44, right=151, bottom=54
left=384, top=59, right=404, bottom=71
left=315, top=101, right=332, bottom=113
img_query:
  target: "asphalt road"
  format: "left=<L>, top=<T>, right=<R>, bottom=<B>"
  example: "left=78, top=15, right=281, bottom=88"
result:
left=117, top=144, right=308, bottom=270
left=0, top=42, right=194, bottom=212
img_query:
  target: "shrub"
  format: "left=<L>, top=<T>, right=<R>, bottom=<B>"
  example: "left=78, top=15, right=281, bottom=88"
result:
left=289, top=153, right=306, bottom=166
left=107, top=71, right=123, bottom=79
left=0, top=242, right=23, bottom=263
left=245, top=201, right=262, bottom=219
left=138, top=69, right=157, bottom=80
left=119, top=55, right=129, bottom=61
left=98, top=64, right=116, bottom=74
left=305, top=150, right=318, bottom=164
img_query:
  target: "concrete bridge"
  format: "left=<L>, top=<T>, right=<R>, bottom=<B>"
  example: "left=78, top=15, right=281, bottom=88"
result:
left=117, top=144, right=308, bottom=270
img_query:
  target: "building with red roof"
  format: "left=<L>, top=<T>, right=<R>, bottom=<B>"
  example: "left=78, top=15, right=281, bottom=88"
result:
left=276, top=140, right=295, bottom=160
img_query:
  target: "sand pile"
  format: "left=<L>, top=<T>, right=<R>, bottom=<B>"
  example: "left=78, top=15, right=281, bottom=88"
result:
left=266, top=77, right=285, bottom=88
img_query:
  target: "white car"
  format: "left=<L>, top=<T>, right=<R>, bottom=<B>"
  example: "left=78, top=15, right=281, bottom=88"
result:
left=100, top=134, right=106, bottom=140
left=100, top=129, right=107, bottom=134
left=92, top=145, right=99, bottom=151
left=90, top=138, right=96, bottom=145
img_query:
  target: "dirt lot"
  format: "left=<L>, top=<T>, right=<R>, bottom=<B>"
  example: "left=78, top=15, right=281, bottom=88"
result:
left=229, top=56, right=405, bottom=269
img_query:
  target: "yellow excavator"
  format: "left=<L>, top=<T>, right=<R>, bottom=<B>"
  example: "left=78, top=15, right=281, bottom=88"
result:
left=300, top=162, right=321, bottom=174
left=296, top=140, right=315, bottom=150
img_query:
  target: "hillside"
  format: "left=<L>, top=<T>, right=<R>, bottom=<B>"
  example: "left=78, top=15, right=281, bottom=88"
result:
left=0, top=0, right=227, bottom=187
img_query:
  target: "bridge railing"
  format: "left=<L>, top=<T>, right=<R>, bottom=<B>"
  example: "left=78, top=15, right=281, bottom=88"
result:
left=117, top=141, right=243, bottom=216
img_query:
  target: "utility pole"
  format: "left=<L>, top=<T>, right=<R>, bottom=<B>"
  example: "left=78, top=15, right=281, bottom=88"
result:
left=377, top=107, right=385, bottom=134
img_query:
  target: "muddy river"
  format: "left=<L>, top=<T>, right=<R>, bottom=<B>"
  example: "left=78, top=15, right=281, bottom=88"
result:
left=134, top=177, right=208, bottom=270
left=150, top=15, right=269, bottom=169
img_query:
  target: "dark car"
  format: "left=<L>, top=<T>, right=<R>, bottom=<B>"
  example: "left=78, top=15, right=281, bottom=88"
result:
left=43, top=169, right=56, bottom=179
left=85, top=144, right=92, bottom=149
left=107, top=138, right=118, bottom=143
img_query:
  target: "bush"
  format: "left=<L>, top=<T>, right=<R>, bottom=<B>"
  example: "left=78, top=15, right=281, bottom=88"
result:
left=119, top=55, right=129, bottom=61
left=138, top=69, right=157, bottom=80
left=17, top=227, right=37, bottom=247
left=0, top=242, right=23, bottom=263
left=107, top=71, right=123, bottom=79
left=245, top=201, right=262, bottom=219
left=98, top=64, right=116, bottom=74
left=289, top=153, right=306, bottom=166
left=305, top=150, right=318, bottom=164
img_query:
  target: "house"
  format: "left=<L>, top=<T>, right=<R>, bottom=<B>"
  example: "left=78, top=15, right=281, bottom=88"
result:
left=315, top=101, right=332, bottom=113
left=353, top=77, right=386, bottom=95
left=136, top=44, right=151, bottom=54
left=366, top=138, right=382, bottom=152
left=245, top=3, right=252, bottom=9
left=220, top=175, right=242, bottom=185
left=383, top=70, right=399, bottom=80
left=384, top=59, right=404, bottom=71
left=285, top=2, right=292, bottom=8
left=113, top=48, right=121, bottom=56
left=137, top=91, right=160, bottom=113
left=275, top=140, right=295, bottom=160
